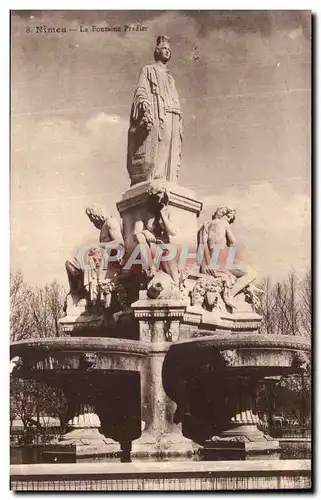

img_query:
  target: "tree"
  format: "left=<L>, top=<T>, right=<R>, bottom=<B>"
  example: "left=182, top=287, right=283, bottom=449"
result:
left=299, top=270, right=311, bottom=339
left=257, top=368, right=311, bottom=427
left=37, top=384, right=68, bottom=432
left=276, top=271, right=311, bottom=425
left=10, top=378, right=40, bottom=443
left=10, top=271, right=66, bottom=341
left=257, top=269, right=311, bottom=426
left=10, top=270, right=33, bottom=342
left=259, top=270, right=311, bottom=337
left=10, top=272, right=68, bottom=441
left=278, top=369, right=311, bottom=426
left=258, top=277, right=277, bottom=336
left=28, top=281, right=66, bottom=338
left=10, top=377, right=67, bottom=443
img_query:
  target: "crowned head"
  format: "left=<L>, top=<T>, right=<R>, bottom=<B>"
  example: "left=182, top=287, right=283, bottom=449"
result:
left=154, top=35, right=171, bottom=63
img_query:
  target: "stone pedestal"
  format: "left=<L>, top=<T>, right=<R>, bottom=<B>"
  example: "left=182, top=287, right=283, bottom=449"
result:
left=53, top=399, right=119, bottom=461
left=199, top=381, right=280, bottom=461
left=59, top=310, right=104, bottom=335
left=131, top=294, right=195, bottom=460
left=116, top=180, right=202, bottom=460
left=117, top=180, right=203, bottom=274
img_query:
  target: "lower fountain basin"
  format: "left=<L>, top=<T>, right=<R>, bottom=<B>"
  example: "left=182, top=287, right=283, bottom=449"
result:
left=162, top=333, right=310, bottom=401
left=10, top=337, right=150, bottom=380
left=11, top=337, right=151, bottom=458
left=161, top=333, right=310, bottom=453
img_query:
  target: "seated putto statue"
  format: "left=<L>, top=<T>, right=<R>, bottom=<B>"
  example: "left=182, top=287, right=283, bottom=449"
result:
left=133, top=186, right=180, bottom=288
left=127, top=36, right=182, bottom=186
left=65, top=204, right=124, bottom=308
left=196, top=206, right=262, bottom=312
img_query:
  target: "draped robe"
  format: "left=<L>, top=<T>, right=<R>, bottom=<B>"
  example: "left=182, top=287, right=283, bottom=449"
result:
left=127, top=63, right=182, bottom=186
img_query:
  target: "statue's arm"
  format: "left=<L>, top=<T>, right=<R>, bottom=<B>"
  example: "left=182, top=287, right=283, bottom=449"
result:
left=131, top=66, right=153, bottom=129
left=100, top=219, right=124, bottom=246
left=133, top=220, right=144, bottom=236
left=226, top=227, right=236, bottom=246
left=198, top=223, right=214, bottom=272
left=160, top=208, right=176, bottom=237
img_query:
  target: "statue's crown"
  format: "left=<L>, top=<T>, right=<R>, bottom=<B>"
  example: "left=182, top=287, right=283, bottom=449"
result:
left=156, top=35, right=170, bottom=47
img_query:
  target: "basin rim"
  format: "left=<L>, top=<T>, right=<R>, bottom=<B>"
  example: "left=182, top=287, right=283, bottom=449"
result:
left=10, top=337, right=150, bottom=357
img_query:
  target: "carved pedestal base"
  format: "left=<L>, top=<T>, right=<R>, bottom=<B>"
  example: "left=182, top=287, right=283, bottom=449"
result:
left=59, top=312, right=104, bottom=335
left=200, top=435, right=280, bottom=461
left=131, top=427, right=195, bottom=460
left=47, top=403, right=119, bottom=462
left=200, top=408, right=280, bottom=461
left=55, top=428, right=119, bottom=457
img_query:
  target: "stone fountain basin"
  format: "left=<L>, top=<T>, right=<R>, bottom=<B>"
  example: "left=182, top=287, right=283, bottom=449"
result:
left=162, top=334, right=310, bottom=400
left=10, top=337, right=150, bottom=381
left=11, top=337, right=151, bottom=447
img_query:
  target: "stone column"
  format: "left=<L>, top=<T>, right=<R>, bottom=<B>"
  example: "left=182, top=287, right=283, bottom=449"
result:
left=131, top=296, right=195, bottom=459
left=116, top=179, right=202, bottom=460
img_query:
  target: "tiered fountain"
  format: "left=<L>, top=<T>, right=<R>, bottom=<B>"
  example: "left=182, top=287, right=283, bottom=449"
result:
left=10, top=35, right=310, bottom=463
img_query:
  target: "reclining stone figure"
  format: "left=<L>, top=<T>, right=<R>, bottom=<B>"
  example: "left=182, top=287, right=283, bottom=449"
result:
left=65, top=204, right=124, bottom=308
left=197, top=205, right=259, bottom=310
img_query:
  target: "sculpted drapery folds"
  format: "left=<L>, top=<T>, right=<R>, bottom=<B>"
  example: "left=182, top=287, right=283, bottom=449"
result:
left=127, top=36, right=183, bottom=186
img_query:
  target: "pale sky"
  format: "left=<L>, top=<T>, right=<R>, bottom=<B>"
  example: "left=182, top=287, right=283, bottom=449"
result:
left=11, top=10, right=311, bottom=287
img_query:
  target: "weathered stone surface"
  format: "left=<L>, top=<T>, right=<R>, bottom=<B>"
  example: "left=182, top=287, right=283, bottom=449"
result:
left=64, top=204, right=123, bottom=309
left=130, top=300, right=195, bottom=458
left=127, top=36, right=182, bottom=187
left=162, top=333, right=310, bottom=458
left=117, top=181, right=202, bottom=289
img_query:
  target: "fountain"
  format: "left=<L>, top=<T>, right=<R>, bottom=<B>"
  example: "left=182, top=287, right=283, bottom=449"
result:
left=10, top=35, right=310, bottom=466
